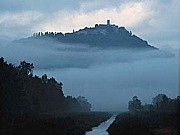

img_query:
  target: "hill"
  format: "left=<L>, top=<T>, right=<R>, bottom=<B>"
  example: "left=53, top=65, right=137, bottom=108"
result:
left=24, top=20, right=157, bottom=50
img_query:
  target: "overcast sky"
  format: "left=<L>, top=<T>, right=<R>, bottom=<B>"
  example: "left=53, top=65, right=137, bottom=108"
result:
left=0, top=0, right=180, bottom=49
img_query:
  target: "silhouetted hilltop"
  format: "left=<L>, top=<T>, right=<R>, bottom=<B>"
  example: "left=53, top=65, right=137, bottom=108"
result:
left=27, top=20, right=157, bottom=49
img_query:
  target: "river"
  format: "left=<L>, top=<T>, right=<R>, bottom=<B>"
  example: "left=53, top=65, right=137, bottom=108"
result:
left=85, top=115, right=116, bottom=135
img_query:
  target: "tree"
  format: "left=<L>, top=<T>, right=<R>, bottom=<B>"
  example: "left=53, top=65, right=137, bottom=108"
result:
left=41, top=74, right=48, bottom=83
left=65, top=96, right=81, bottom=112
left=17, top=61, right=34, bottom=77
left=142, top=103, right=153, bottom=111
left=128, top=96, right=142, bottom=112
left=76, top=96, right=92, bottom=112
left=152, top=94, right=169, bottom=111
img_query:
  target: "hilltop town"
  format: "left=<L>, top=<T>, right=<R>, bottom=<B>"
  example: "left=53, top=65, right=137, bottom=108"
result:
left=29, top=20, right=157, bottom=49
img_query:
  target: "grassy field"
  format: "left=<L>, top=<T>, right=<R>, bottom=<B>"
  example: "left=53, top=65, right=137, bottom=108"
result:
left=107, top=111, right=179, bottom=135
left=0, top=112, right=112, bottom=135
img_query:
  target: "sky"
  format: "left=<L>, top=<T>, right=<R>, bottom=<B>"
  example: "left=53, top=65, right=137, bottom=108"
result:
left=0, top=0, right=180, bottom=49
left=0, top=0, right=179, bottom=111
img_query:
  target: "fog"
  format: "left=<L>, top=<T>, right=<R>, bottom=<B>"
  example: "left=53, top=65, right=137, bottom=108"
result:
left=0, top=39, right=179, bottom=111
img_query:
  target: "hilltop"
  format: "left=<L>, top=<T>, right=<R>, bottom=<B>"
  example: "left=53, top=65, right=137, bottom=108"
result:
left=24, top=20, right=157, bottom=50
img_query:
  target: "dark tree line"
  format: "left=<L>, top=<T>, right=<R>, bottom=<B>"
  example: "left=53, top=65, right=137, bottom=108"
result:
left=108, top=94, right=179, bottom=135
left=128, top=94, right=180, bottom=113
left=0, top=57, right=91, bottom=116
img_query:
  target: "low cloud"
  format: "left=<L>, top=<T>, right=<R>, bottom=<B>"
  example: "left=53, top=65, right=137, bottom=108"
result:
left=0, top=11, right=42, bottom=25
left=0, top=40, right=179, bottom=111
left=0, top=39, right=175, bottom=69
left=0, top=11, right=42, bottom=38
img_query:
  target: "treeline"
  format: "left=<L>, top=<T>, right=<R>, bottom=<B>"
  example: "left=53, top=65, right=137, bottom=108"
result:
left=0, top=57, right=113, bottom=135
left=107, top=94, right=179, bottom=135
left=33, top=31, right=64, bottom=39
left=128, top=94, right=180, bottom=113
left=0, top=57, right=91, bottom=115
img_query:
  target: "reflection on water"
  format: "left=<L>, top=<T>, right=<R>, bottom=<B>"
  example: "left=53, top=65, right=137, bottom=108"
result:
left=85, top=115, right=116, bottom=135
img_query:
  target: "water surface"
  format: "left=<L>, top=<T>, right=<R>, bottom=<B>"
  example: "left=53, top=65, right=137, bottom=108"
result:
left=85, top=115, right=116, bottom=135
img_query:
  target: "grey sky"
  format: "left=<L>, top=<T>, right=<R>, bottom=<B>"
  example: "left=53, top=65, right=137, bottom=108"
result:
left=0, top=0, right=180, bottom=49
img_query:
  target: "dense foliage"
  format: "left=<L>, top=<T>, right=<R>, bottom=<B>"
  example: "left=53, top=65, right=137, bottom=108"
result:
left=128, top=94, right=180, bottom=113
left=128, top=96, right=142, bottom=112
left=0, top=57, right=112, bottom=135
left=108, top=95, right=179, bottom=135
left=0, top=57, right=91, bottom=115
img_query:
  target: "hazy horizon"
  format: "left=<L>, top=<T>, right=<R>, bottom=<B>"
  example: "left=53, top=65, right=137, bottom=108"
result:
left=0, top=39, right=179, bottom=111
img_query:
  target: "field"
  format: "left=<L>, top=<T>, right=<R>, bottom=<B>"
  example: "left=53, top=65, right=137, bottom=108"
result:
left=0, top=112, right=112, bottom=135
left=107, top=111, right=179, bottom=135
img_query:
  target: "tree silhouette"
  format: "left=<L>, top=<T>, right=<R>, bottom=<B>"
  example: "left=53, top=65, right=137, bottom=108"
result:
left=76, top=96, right=92, bottom=112
left=41, top=74, right=48, bottom=83
left=17, top=61, right=34, bottom=77
left=0, top=58, right=91, bottom=115
left=152, top=94, right=169, bottom=111
left=128, top=96, right=142, bottom=112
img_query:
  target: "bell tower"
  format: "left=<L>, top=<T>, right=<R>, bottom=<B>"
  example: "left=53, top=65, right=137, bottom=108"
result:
left=107, top=20, right=110, bottom=25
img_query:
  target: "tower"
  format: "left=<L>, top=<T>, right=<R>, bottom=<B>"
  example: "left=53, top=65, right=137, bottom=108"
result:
left=107, top=20, right=110, bottom=25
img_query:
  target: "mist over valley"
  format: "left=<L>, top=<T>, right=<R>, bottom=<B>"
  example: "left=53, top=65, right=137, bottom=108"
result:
left=0, top=37, right=178, bottom=111
left=0, top=1, right=180, bottom=134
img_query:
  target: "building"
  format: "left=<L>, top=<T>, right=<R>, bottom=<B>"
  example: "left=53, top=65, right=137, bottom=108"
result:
left=107, top=20, right=110, bottom=25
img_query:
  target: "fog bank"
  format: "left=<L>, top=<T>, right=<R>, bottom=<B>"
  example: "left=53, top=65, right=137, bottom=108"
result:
left=0, top=40, right=179, bottom=111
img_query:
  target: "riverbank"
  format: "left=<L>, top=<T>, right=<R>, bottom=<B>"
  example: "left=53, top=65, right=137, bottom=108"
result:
left=86, top=114, right=116, bottom=135
left=0, top=112, right=112, bottom=135
left=107, top=111, right=179, bottom=135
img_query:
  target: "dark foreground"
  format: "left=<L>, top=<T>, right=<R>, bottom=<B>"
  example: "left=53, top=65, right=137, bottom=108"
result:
left=0, top=112, right=112, bottom=135
left=107, top=111, right=179, bottom=135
